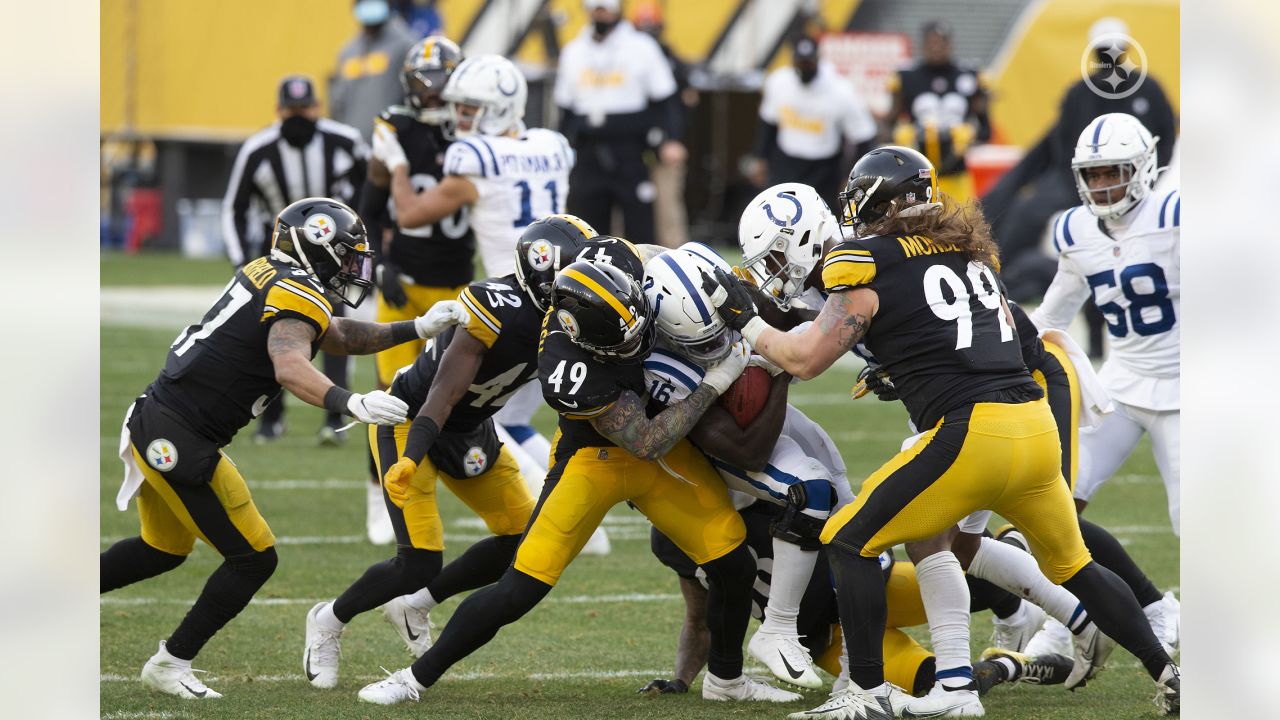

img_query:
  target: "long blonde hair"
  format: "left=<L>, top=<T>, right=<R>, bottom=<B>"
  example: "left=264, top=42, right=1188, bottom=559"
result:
left=860, top=195, right=1001, bottom=269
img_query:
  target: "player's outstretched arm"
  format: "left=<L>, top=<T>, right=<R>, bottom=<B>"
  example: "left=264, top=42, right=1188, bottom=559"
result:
left=321, top=301, right=470, bottom=355
left=1028, top=260, right=1091, bottom=332
left=688, top=370, right=790, bottom=472
left=390, top=169, right=477, bottom=228
left=268, top=318, right=408, bottom=425
left=399, top=328, right=487, bottom=465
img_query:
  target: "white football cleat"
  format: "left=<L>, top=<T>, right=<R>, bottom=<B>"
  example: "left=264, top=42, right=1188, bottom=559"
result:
left=788, top=686, right=893, bottom=719
left=1023, top=616, right=1072, bottom=658
left=382, top=595, right=434, bottom=657
left=580, top=526, right=612, bottom=556
left=702, top=673, right=803, bottom=702
left=304, top=602, right=344, bottom=689
left=1144, top=591, right=1180, bottom=656
left=1064, top=622, right=1115, bottom=690
left=902, top=682, right=984, bottom=718
left=358, top=667, right=424, bottom=705
left=139, top=641, right=223, bottom=700
left=1153, top=663, right=1180, bottom=715
left=990, top=600, right=1046, bottom=653
left=367, top=480, right=395, bottom=545
left=749, top=629, right=824, bottom=689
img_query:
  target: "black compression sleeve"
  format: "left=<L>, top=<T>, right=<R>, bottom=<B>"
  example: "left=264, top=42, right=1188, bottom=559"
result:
left=403, top=416, right=441, bottom=464
left=324, top=385, right=354, bottom=415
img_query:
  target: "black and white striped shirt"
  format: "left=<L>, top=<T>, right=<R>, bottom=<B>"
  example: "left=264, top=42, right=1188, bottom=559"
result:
left=221, top=118, right=369, bottom=265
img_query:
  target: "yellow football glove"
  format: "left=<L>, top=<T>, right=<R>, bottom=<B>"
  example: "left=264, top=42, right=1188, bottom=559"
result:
left=384, top=457, right=418, bottom=503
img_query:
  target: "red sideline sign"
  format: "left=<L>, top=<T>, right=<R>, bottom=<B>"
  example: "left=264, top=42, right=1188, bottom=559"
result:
left=820, top=32, right=912, bottom=118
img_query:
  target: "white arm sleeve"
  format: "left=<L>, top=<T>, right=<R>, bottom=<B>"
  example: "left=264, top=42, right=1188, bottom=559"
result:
left=1029, top=257, right=1092, bottom=331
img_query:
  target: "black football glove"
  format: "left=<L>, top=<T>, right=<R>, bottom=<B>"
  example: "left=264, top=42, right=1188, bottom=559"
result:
left=637, top=678, right=689, bottom=695
left=852, top=364, right=899, bottom=402
left=376, top=262, right=409, bottom=308
left=699, top=266, right=759, bottom=332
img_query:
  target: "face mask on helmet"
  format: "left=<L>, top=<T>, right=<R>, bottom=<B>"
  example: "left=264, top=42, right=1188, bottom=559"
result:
left=742, top=242, right=812, bottom=310
left=404, top=71, right=450, bottom=125
left=330, top=242, right=375, bottom=307
left=668, top=325, right=733, bottom=363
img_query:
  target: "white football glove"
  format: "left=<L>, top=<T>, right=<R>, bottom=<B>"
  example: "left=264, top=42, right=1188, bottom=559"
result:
left=372, top=119, right=408, bottom=173
left=747, top=353, right=785, bottom=377
left=701, top=339, right=751, bottom=395
left=347, top=390, right=409, bottom=425
left=414, top=300, right=470, bottom=339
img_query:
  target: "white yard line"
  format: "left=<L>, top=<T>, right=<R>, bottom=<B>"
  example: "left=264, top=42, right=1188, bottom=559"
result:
left=102, top=665, right=768, bottom=685
left=101, top=592, right=681, bottom=608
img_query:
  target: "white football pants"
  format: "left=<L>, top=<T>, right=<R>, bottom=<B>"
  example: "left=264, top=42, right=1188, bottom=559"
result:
left=1076, top=401, right=1180, bottom=536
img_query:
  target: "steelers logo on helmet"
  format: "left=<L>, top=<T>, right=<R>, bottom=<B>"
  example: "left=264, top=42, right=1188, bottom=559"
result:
left=146, top=438, right=179, bottom=472
left=302, top=213, right=337, bottom=244
left=527, top=239, right=555, bottom=271
left=557, top=309, right=580, bottom=339
left=463, top=446, right=489, bottom=477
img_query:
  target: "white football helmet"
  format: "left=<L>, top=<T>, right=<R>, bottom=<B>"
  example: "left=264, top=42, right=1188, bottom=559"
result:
left=738, top=183, right=837, bottom=311
left=643, top=243, right=737, bottom=363
left=441, top=55, right=527, bottom=138
left=1071, top=112, right=1159, bottom=219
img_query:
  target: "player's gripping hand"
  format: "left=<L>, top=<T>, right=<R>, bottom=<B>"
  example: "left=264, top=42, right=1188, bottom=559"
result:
left=748, top=353, right=785, bottom=377
left=384, top=457, right=417, bottom=504
left=347, top=390, right=409, bottom=425
left=852, top=364, right=899, bottom=401
left=637, top=678, right=689, bottom=696
left=376, top=262, right=409, bottom=308
left=699, top=267, right=759, bottom=332
left=372, top=119, right=408, bottom=173
left=701, top=339, right=750, bottom=395
left=415, top=300, right=471, bottom=339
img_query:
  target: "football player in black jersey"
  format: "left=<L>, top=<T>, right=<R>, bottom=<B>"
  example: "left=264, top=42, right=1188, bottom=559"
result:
left=360, top=36, right=472, bottom=543
left=100, top=198, right=466, bottom=700
left=357, top=257, right=802, bottom=706
left=302, top=215, right=595, bottom=689
left=704, top=147, right=1179, bottom=718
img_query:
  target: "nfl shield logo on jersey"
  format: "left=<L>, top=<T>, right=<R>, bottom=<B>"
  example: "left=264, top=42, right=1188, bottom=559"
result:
left=463, top=446, right=488, bottom=477
left=528, top=239, right=555, bottom=271
left=146, top=439, right=179, bottom=472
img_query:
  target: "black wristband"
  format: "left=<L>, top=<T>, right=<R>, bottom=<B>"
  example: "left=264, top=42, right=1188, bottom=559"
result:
left=323, top=385, right=355, bottom=416
left=390, top=320, right=419, bottom=344
left=402, top=416, right=441, bottom=464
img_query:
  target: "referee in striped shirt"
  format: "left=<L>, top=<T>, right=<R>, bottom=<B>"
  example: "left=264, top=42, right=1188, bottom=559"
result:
left=222, top=74, right=370, bottom=445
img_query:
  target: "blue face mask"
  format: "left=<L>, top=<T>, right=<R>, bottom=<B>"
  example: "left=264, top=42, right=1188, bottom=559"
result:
left=354, top=0, right=390, bottom=26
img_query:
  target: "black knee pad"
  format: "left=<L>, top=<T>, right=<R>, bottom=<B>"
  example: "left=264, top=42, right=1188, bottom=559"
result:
left=227, top=546, right=278, bottom=585
left=770, top=483, right=832, bottom=551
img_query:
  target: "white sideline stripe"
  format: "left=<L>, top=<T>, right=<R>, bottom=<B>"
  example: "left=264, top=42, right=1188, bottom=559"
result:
left=101, top=592, right=681, bottom=608
left=102, top=668, right=674, bottom=685
left=102, top=712, right=188, bottom=719
left=100, top=528, right=650, bottom=546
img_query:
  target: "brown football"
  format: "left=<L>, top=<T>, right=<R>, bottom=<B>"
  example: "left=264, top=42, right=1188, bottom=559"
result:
left=718, top=365, right=772, bottom=429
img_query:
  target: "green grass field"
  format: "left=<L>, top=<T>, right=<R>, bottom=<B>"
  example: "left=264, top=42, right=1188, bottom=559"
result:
left=99, top=253, right=1177, bottom=719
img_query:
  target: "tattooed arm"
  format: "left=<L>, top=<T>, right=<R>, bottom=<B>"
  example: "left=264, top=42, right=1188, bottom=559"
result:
left=319, top=317, right=417, bottom=355
left=591, top=384, right=721, bottom=461
left=750, top=288, right=879, bottom=380
left=267, top=318, right=334, bottom=406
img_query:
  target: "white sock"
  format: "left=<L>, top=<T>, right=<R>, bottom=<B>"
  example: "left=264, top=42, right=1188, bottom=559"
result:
left=402, top=586, right=438, bottom=612
left=914, top=551, right=973, bottom=689
left=759, top=539, right=817, bottom=635
left=968, top=537, right=1083, bottom=629
left=318, top=601, right=345, bottom=629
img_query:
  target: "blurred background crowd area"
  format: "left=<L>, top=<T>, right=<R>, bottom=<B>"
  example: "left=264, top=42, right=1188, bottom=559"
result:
left=100, top=0, right=1178, bottom=304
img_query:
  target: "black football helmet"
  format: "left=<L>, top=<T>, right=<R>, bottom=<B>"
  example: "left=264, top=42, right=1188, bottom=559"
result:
left=514, top=214, right=597, bottom=312
left=837, top=145, right=940, bottom=231
left=551, top=260, right=655, bottom=362
left=575, top=235, right=646, bottom=284
left=401, top=36, right=463, bottom=126
left=271, top=197, right=374, bottom=308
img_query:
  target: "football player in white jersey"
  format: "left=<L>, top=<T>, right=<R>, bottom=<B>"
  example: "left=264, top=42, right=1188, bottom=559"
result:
left=370, top=55, right=601, bottom=549
left=1030, top=112, right=1180, bottom=535
left=643, top=243, right=854, bottom=690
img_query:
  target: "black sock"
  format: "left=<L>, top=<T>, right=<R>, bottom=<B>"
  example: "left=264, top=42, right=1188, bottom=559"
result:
left=700, top=543, right=755, bottom=679
left=101, top=537, right=186, bottom=593
left=1078, top=518, right=1163, bottom=607
left=166, top=547, right=278, bottom=660
left=426, top=534, right=521, bottom=604
left=332, top=547, right=442, bottom=624
left=830, top=549, right=888, bottom=690
left=411, top=568, right=550, bottom=688
left=966, top=575, right=1022, bottom=619
left=1062, top=561, right=1170, bottom=680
